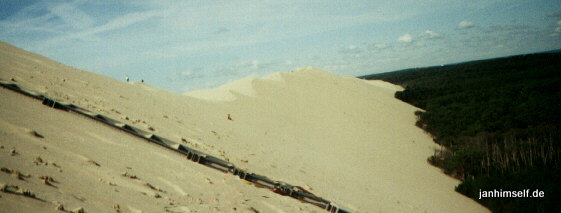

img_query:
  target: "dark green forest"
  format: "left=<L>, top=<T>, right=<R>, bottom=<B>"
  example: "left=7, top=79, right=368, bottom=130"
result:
left=361, top=52, right=561, bottom=212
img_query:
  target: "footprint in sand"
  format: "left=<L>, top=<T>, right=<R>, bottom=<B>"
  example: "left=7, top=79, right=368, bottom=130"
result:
left=53, top=203, right=85, bottom=213
left=87, top=159, right=100, bottom=167
left=0, top=183, right=37, bottom=199
left=39, top=176, right=58, bottom=188
left=30, top=130, right=44, bottom=138
left=72, top=207, right=85, bottom=213
left=145, top=182, right=165, bottom=193
left=33, top=156, right=48, bottom=166
left=54, top=202, right=65, bottom=211
left=204, top=177, right=213, bottom=185
left=1, top=167, right=31, bottom=180
left=9, top=149, right=18, bottom=156
left=164, top=205, right=191, bottom=213
left=75, top=154, right=101, bottom=167
left=121, top=172, right=139, bottom=179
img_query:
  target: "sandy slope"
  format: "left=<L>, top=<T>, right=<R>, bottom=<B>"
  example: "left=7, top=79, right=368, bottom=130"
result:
left=0, top=41, right=489, bottom=212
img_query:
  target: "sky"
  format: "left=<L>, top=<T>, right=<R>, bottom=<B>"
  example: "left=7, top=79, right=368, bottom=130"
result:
left=1, top=0, right=561, bottom=93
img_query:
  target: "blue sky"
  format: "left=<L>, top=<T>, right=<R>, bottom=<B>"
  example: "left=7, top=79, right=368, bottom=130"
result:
left=1, top=1, right=560, bottom=93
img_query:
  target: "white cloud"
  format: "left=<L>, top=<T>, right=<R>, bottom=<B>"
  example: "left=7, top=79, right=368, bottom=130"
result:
left=420, top=30, right=441, bottom=39
left=49, top=2, right=95, bottom=29
left=549, top=19, right=561, bottom=36
left=339, top=44, right=362, bottom=54
left=0, top=3, right=63, bottom=35
left=179, top=69, right=204, bottom=79
left=285, top=60, right=293, bottom=65
left=252, top=60, right=259, bottom=69
left=232, top=59, right=286, bottom=71
left=82, top=10, right=166, bottom=37
left=149, top=1, right=419, bottom=53
left=553, top=26, right=561, bottom=36
left=371, top=43, right=390, bottom=50
left=458, top=20, right=475, bottom=29
left=180, top=70, right=192, bottom=78
left=397, top=34, right=413, bottom=43
left=369, top=43, right=391, bottom=54
left=32, top=8, right=167, bottom=51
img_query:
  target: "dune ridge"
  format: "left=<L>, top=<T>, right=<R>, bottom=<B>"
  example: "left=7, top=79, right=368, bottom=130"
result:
left=0, top=41, right=488, bottom=212
left=184, top=76, right=259, bottom=102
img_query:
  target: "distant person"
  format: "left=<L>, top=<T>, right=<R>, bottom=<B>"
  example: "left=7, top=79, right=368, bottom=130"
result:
left=141, top=79, right=144, bottom=83
left=126, top=75, right=129, bottom=82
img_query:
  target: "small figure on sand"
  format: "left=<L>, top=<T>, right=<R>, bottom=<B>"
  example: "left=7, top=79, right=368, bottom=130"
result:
left=126, top=75, right=129, bottom=82
left=227, top=114, right=233, bottom=121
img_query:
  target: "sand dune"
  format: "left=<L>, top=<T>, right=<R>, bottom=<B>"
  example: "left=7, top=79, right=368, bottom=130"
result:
left=185, top=76, right=258, bottom=102
left=0, top=41, right=488, bottom=212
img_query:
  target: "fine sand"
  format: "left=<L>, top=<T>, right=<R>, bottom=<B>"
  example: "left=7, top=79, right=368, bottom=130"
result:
left=0, top=41, right=489, bottom=212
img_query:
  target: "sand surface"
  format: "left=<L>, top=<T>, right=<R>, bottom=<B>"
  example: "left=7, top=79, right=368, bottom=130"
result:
left=0, top=41, right=489, bottom=212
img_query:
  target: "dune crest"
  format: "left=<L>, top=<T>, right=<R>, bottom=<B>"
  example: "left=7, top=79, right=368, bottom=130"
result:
left=184, top=76, right=258, bottom=101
